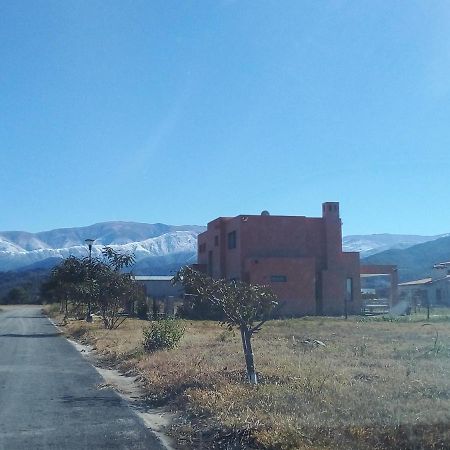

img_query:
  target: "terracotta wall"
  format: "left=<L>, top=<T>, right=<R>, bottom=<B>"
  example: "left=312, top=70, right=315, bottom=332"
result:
left=244, top=256, right=317, bottom=315
left=197, top=203, right=362, bottom=316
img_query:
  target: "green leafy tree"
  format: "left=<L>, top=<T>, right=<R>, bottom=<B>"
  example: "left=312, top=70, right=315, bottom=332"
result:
left=40, top=256, right=88, bottom=318
left=174, top=266, right=278, bottom=385
left=1, top=286, right=29, bottom=305
left=176, top=284, right=224, bottom=320
left=91, top=246, right=144, bottom=328
left=41, top=247, right=144, bottom=329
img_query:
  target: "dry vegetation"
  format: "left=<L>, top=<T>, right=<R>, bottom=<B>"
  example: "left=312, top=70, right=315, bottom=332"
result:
left=47, top=305, right=450, bottom=449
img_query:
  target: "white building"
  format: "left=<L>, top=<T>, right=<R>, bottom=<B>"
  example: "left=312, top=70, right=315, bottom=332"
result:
left=399, top=262, right=450, bottom=307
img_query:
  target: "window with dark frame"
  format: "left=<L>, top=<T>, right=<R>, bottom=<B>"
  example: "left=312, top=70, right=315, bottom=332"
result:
left=207, top=250, right=213, bottom=276
left=214, top=235, right=219, bottom=246
left=227, top=230, right=236, bottom=249
left=346, top=278, right=353, bottom=302
left=271, top=275, right=287, bottom=282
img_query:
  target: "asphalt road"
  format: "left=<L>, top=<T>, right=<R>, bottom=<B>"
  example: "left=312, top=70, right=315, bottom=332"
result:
left=0, top=306, right=166, bottom=450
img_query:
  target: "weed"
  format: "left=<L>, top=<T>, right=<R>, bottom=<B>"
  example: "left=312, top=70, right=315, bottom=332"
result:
left=142, top=318, right=185, bottom=353
left=217, top=329, right=235, bottom=342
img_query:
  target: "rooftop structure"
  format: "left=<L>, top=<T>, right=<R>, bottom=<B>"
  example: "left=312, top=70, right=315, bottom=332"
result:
left=197, top=202, right=361, bottom=316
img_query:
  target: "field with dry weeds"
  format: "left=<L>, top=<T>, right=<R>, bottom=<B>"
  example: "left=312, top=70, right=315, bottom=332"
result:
left=48, top=306, right=450, bottom=450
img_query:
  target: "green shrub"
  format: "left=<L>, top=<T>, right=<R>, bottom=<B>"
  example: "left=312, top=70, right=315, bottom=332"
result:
left=143, top=318, right=185, bottom=352
left=136, top=299, right=149, bottom=320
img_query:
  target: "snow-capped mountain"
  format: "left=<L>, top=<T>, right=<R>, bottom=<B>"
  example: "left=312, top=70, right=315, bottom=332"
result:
left=0, top=222, right=205, bottom=272
left=343, top=233, right=447, bottom=257
left=1, top=221, right=447, bottom=273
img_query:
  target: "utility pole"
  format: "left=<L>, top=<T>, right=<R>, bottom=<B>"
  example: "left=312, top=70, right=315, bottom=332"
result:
left=85, top=239, right=95, bottom=322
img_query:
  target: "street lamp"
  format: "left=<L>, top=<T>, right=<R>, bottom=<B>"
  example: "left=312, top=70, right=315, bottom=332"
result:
left=85, top=239, right=95, bottom=322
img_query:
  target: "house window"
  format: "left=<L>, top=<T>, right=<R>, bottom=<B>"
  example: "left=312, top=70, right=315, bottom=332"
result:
left=346, top=278, right=353, bottom=302
left=227, top=231, right=237, bottom=249
left=199, top=243, right=206, bottom=253
left=271, top=275, right=287, bottom=282
left=214, top=235, right=219, bottom=246
left=208, top=250, right=213, bottom=276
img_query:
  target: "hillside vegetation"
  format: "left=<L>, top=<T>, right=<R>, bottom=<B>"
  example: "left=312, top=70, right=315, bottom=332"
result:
left=363, top=235, right=450, bottom=282
left=50, top=309, right=450, bottom=449
left=0, top=269, right=47, bottom=303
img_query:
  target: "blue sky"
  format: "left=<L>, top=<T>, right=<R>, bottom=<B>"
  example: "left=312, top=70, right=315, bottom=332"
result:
left=1, top=1, right=449, bottom=235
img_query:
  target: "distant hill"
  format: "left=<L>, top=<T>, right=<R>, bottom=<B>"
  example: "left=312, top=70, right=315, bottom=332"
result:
left=362, top=235, right=450, bottom=282
left=0, top=222, right=205, bottom=272
left=343, top=233, right=446, bottom=257
left=0, top=268, right=48, bottom=303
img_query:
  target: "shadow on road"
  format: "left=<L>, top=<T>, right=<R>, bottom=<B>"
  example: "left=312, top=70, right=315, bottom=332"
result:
left=60, top=395, right=123, bottom=407
left=5, top=316, right=46, bottom=319
left=0, top=333, right=62, bottom=338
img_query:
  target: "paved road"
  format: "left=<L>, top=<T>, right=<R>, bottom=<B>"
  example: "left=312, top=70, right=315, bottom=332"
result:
left=0, top=306, right=165, bottom=450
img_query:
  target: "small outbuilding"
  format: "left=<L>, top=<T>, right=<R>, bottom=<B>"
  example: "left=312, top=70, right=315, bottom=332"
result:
left=399, top=262, right=450, bottom=307
left=132, top=275, right=184, bottom=315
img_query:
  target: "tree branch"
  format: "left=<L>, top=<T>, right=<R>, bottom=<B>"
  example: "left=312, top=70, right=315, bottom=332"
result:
left=250, top=319, right=267, bottom=334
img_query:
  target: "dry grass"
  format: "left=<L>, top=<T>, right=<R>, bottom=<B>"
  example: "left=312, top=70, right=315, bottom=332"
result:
left=48, top=306, right=450, bottom=449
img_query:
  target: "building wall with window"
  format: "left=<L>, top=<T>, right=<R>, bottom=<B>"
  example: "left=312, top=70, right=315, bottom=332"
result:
left=197, top=202, right=361, bottom=316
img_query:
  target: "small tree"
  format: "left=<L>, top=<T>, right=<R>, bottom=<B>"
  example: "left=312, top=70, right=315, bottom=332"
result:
left=2, top=286, right=29, bottom=305
left=174, top=266, right=278, bottom=385
left=88, top=247, right=143, bottom=329
left=41, top=256, right=89, bottom=318
left=41, top=247, right=144, bottom=329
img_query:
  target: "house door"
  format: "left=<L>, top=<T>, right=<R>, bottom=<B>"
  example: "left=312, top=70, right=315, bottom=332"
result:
left=315, top=272, right=323, bottom=315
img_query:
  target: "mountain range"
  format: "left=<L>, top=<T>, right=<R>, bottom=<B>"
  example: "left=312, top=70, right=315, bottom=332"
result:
left=0, top=222, right=205, bottom=274
left=0, top=222, right=448, bottom=282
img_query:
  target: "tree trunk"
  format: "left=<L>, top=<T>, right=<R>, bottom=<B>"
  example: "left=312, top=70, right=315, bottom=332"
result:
left=240, top=326, right=257, bottom=385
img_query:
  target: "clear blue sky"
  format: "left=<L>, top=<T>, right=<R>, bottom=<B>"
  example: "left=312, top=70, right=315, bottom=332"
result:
left=1, top=1, right=449, bottom=235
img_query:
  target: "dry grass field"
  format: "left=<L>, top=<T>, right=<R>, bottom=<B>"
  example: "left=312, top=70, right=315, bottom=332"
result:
left=48, top=306, right=450, bottom=449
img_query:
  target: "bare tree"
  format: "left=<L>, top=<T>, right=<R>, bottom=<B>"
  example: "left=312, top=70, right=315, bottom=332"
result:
left=174, top=266, right=278, bottom=385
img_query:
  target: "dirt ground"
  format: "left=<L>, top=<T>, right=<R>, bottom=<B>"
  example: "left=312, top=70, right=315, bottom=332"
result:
left=48, top=305, right=450, bottom=449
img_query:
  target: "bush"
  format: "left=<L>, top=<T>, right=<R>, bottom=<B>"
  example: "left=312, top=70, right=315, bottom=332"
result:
left=176, top=295, right=225, bottom=320
left=143, top=318, right=185, bottom=353
left=136, top=299, right=149, bottom=320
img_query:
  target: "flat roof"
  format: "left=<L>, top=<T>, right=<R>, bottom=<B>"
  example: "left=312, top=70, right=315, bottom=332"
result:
left=360, top=273, right=392, bottom=278
left=434, top=261, right=450, bottom=268
left=399, top=274, right=450, bottom=286
left=132, top=276, right=174, bottom=281
left=398, top=278, right=432, bottom=286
